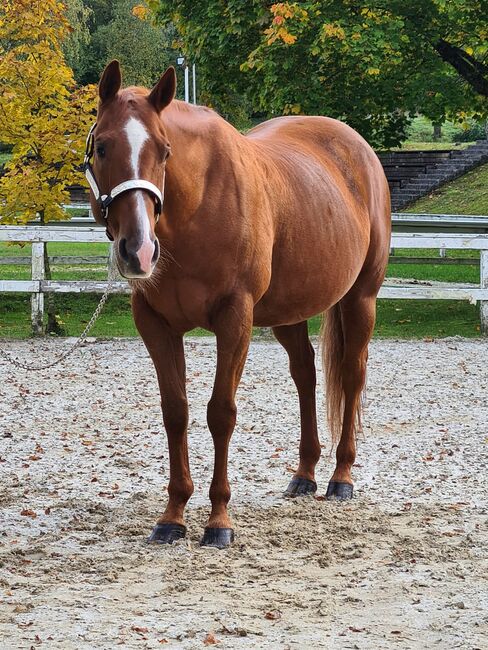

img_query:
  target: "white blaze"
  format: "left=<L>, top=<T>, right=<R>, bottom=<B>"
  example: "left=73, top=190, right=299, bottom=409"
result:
left=123, top=116, right=155, bottom=274
left=124, top=116, right=149, bottom=175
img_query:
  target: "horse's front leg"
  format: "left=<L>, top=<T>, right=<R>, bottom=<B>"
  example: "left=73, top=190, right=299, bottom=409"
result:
left=201, top=294, right=253, bottom=548
left=132, top=294, right=193, bottom=544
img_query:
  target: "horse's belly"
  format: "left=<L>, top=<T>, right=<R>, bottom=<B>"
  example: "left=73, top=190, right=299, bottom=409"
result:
left=253, top=273, right=354, bottom=326
left=253, top=227, right=369, bottom=326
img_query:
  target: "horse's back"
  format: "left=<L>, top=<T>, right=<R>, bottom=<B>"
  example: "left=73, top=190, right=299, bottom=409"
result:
left=247, top=115, right=388, bottom=217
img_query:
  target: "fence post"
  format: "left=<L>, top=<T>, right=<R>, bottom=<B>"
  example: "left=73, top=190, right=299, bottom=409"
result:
left=31, top=242, right=45, bottom=335
left=481, top=250, right=488, bottom=335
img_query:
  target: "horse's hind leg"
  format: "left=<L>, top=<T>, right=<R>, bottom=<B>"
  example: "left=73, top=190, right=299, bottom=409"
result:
left=323, top=287, right=377, bottom=500
left=273, top=322, right=321, bottom=496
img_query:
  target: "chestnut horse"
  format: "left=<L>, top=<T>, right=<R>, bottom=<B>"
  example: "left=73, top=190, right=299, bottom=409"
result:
left=86, top=61, right=390, bottom=548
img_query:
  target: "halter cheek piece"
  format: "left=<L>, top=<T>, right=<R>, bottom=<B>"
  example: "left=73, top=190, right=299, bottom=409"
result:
left=83, top=122, right=164, bottom=241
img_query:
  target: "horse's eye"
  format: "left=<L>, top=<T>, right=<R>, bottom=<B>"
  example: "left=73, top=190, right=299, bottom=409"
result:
left=96, top=144, right=105, bottom=157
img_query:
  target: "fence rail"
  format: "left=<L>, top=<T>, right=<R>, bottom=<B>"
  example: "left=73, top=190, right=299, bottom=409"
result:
left=33, top=209, right=488, bottom=233
left=1, top=222, right=487, bottom=334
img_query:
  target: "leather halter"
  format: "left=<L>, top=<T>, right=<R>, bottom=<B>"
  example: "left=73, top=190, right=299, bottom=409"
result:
left=83, top=122, right=163, bottom=241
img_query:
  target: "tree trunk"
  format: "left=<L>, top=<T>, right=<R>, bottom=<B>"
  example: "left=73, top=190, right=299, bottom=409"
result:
left=435, top=39, right=488, bottom=98
left=433, top=124, right=442, bottom=142
left=40, top=212, right=65, bottom=336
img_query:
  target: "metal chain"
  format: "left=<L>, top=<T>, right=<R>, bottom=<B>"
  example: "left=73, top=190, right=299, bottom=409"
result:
left=0, top=264, right=118, bottom=371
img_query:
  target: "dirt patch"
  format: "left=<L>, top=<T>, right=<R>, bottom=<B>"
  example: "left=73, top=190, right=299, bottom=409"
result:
left=1, top=337, right=487, bottom=649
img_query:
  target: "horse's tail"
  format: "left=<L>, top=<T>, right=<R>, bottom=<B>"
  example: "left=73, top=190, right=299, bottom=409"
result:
left=320, top=303, right=346, bottom=446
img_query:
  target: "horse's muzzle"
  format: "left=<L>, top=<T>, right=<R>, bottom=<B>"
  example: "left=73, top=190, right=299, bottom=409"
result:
left=117, top=236, right=159, bottom=278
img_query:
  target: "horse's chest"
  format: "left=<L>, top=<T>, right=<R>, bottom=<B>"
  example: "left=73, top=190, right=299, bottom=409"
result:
left=140, top=277, right=213, bottom=331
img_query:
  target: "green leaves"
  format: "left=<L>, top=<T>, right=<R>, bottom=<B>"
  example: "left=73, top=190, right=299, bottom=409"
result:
left=146, top=0, right=487, bottom=146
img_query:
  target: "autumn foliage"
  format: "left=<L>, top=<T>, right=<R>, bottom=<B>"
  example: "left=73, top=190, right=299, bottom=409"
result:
left=0, top=0, right=97, bottom=224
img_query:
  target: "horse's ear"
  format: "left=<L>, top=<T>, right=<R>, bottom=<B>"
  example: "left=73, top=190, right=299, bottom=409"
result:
left=148, top=67, right=176, bottom=113
left=99, top=60, right=122, bottom=103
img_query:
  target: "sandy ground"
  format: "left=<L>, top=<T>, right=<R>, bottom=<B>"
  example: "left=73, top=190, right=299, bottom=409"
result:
left=0, top=336, right=487, bottom=649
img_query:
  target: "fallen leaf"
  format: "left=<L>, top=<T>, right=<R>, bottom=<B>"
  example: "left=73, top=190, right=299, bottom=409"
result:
left=203, top=632, right=219, bottom=645
left=264, top=610, right=281, bottom=620
left=20, top=509, right=37, bottom=518
left=349, top=626, right=366, bottom=632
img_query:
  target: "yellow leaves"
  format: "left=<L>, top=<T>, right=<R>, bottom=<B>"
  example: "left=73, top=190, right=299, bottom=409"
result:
left=367, top=67, right=381, bottom=76
left=265, top=2, right=307, bottom=47
left=283, top=103, right=301, bottom=115
left=281, top=30, right=297, bottom=45
left=265, top=26, right=297, bottom=46
left=322, top=23, right=346, bottom=40
left=271, top=3, right=296, bottom=20
left=465, top=46, right=474, bottom=56
left=132, top=4, right=148, bottom=20
left=0, top=0, right=97, bottom=224
left=361, top=8, right=378, bottom=19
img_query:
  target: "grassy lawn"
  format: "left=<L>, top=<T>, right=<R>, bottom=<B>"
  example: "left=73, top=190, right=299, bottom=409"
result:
left=0, top=248, right=482, bottom=339
left=405, top=162, right=488, bottom=215
left=388, top=142, right=471, bottom=151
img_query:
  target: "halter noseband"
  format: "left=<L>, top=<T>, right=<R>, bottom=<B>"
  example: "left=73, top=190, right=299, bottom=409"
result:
left=83, top=122, right=163, bottom=241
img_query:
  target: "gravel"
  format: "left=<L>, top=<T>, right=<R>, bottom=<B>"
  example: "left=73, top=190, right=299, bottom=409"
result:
left=0, top=336, right=487, bottom=649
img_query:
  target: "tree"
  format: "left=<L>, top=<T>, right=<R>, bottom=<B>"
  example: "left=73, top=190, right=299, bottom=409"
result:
left=0, top=0, right=97, bottom=332
left=72, top=0, right=177, bottom=88
left=147, top=0, right=488, bottom=147
left=63, top=0, right=93, bottom=75
left=0, top=0, right=96, bottom=223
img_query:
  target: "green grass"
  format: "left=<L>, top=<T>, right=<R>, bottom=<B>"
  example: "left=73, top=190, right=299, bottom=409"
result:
left=0, top=249, right=482, bottom=339
left=0, top=241, right=109, bottom=259
left=308, top=301, right=480, bottom=339
left=388, top=141, right=471, bottom=151
left=406, top=162, right=488, bottom=215
left=405, top=116, right=466, bottom=144
left=1, top=293, right=480, bottom=340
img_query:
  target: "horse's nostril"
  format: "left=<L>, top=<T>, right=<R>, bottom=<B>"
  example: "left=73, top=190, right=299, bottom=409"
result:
left=152, top=239, right=160, bottom=264
left=119, top=238, right=129, bottom=262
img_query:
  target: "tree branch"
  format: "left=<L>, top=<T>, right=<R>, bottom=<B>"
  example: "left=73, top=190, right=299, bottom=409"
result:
left=435, top=38, right=488, bottom=97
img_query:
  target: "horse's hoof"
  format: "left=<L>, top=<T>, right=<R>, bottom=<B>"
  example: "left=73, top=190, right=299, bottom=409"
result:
left=147, top=523, right=186, bottom=544
left=200, top=527, right=234, bottom=549
left=283, top=476, right=317, bottom=497
left=326, top=481, right=353, bottom=500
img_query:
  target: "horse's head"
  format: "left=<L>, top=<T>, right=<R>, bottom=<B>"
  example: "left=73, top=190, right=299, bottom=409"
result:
left=86, top=60, right=175, bottom=279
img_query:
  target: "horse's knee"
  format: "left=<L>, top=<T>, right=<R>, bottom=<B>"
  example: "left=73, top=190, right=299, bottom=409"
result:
left=162, top=395, right=188, bottom=434
left=207, top=397, right=237, bottom=437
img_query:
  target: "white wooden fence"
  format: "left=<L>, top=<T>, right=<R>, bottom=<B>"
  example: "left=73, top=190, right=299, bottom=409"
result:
left=0, top=225, right=487, bottom=334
